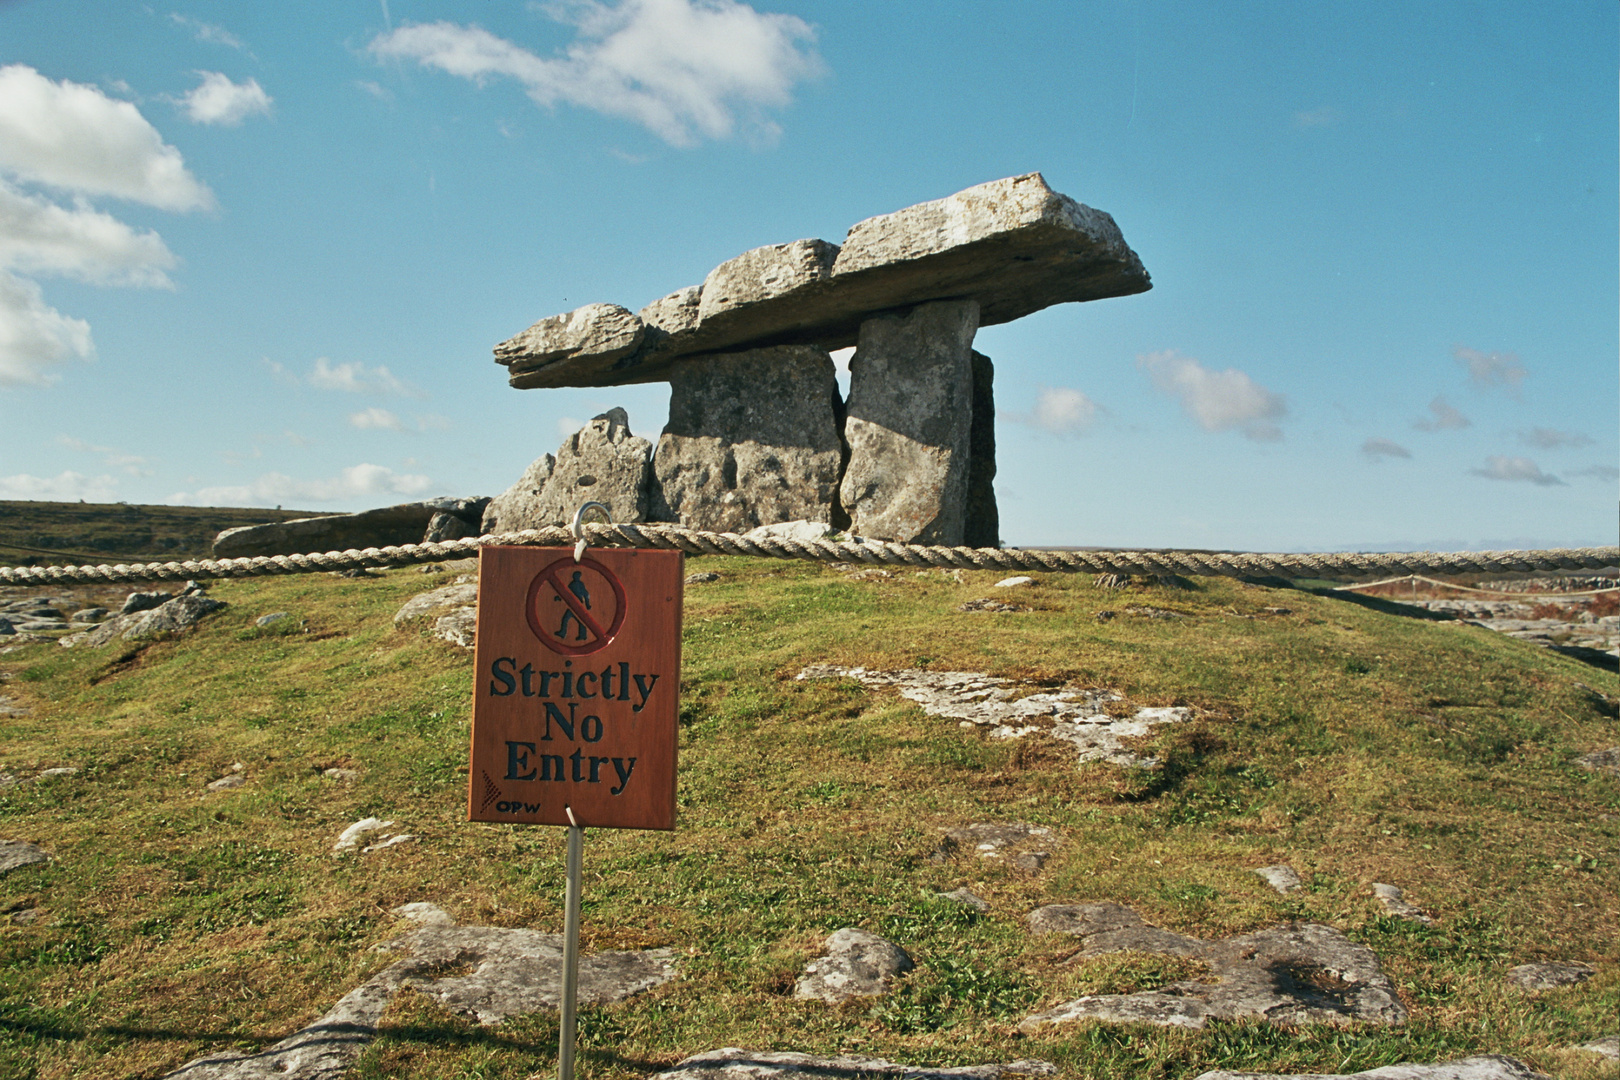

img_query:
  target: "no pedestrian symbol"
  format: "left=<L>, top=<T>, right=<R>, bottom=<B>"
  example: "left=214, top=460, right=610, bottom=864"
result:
left=526, top=556, right=627, bottom=656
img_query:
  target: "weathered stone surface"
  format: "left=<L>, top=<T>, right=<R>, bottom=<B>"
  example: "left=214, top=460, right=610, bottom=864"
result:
left=652, top=347, right=843, bottom=532
left=1504, top=961, right=1594, bottom=991
left=61, top=594, right=225, bottom=648
left=393, top=901, right=453, bottom=926
left=71, top=607, right=107, bottom=622
left=432, top=607, right=477, bottom=649
left=1576, top=746, right=1620, bottom=776
left=255, top=612, right=291, bottom=627
left=506, top=173, right=1149, bottom=388
left=213, top=499, right=483, bottom=558
left=938, top=888, right=990, bottom=912
left=1022, top=908, right=1407, bottom=1031
left=395, top=582, right=479, bottom=626
left=206, top=775, right=245, bottom=792
left=423, top=511, right=475, bottom=543
left=648, top=1048, right=1056, bottom=1080
left=0, top=840, right=50, bottom=874
left=495, top=302, right=645, bottom=383
left=1372, top=884, right=1434, bottom=925
left=1192, top=1056, right=1552, bottom=1079
left=333, top=817, right=405, bottom=853
left=483, top=409, right=651, bottom=531
left=795, top=927, right=913, bottom=1002
left=1578, top=1035, right=1619, bottom=1059
left=796, top=666, right=1189, bottom=768
left=841, top=300, right=979, bottom=543
left=995, top=576, right=1034, bottom=588
left=743, top=519, right=838, bottom=544
left=940, top=823, right=1055, bottom=862
left=965, top=350, right=999, bottom=547
left=1254, top=865, right=1303, bottom=894
left=122, top=590, right=172, bottom=615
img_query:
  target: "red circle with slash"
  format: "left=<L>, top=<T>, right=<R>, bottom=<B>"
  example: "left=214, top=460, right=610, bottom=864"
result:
left=525, top=556, right=627, bottom=656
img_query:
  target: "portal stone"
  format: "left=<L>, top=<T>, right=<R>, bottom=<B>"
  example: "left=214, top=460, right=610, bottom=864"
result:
left=965, top=350, right=999, bottom=547
left=482, top=409, right=651, bottom=532
left=495, top=303, right=643, bottom=387
left=840, top=300, right=979, bottom=544
left=652, top=347, right=843, bottom=532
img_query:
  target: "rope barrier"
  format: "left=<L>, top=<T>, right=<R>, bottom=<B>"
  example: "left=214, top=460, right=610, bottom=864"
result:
left=0, top=523, right=1614, bottom=587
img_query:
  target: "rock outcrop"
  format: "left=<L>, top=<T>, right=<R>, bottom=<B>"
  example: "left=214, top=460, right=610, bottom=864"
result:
left=213, top=497, right=488, bottom=558
left=794, top=928, right=914, bottom=1002
left=647, top=1049, right=1056, bottom=1080
left=60, top=592, right=225, bottom=647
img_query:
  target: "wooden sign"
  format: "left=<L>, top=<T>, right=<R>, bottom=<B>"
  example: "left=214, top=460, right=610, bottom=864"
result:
left=468, top=546, right=682, bottom=830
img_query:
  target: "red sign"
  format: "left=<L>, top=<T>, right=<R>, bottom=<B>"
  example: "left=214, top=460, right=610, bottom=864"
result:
left=468, top=546, right=682, bottom=830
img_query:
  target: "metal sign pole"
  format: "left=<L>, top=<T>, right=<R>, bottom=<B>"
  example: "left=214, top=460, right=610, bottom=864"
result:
left=558, top=810, right=584, bottom=1080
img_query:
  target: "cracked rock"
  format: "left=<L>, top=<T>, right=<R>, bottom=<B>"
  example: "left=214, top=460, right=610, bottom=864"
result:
left=1191, top=1056, right=1551, bottom=1079
left=1022, top=903, right=1406, bottom=1030
left=795, top=928, right=913, bottom=1002
left=648, top=1049, right=1057, bottom=1080
left=796, top=666, right=1189, bottom=768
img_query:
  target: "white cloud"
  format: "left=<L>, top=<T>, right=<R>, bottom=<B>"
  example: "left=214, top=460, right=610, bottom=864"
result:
left=370, top=0, right=824, bottom=146
left=1004, top=386, right=1101, bottom=435
left=1519, top=427, right=1592, bottom=450
left=171, top=463, right=434, bottom=506
left=168, top=13, right=245, bottom=50
left=308, top=356, right=422, bottom=396
left=0, top=469, right=118, bottom=501
left=0, top=271, right=93, bottom=386
left=1412, top=395, right=1470, bottom=432
left=0, top=178, right=177, bottom=286
left=57, top=434, right=151, bottom=476
left=356, top=80, right=393, bottom=102
left=1361, top=437, right=1411, bottom=460
left=179, top=72, right=272, bottom=126
left=350, top=406, right=407, bottom=431
left=1136, top=349, right=1286, bottom=441
left=1454, top=344, right=1526, bottom=391
left=1469, top=455, right=1564, bottom=487
left=556, top=415, right=584, bottom=437
left=1568, top=464, right=1620, bottom=482
left=0, top=65, right=214, bottom=210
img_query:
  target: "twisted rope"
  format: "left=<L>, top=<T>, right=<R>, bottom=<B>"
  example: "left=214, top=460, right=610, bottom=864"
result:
left=0, top=523, right=1614, bottom=586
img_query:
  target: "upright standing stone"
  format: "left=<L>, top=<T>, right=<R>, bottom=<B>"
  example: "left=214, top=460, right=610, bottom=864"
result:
left=840, top=300, right=979, bottom=544
left=652, top=347, right=844, bottom=532
left=481, top=409, right=651, bottom=532
left=965, top=350, right=999, bottom=548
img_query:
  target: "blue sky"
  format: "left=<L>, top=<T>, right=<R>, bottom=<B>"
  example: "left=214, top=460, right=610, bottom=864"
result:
left=1, top=0, right=1614, bottom=551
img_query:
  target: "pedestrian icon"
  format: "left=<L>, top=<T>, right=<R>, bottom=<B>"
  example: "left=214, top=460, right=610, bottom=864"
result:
left=525, top=556, right=627, bottom=656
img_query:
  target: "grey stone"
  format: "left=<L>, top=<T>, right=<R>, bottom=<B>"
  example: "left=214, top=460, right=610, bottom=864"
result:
left=206, top=775, right=245, bottom=792
left=0, top=694, right=24, bottom=718
left=0, top=839, right=50, bottom=874
left=685, top=572, right=721, bottom=584
left=481, top=454, right=556, bottom=534
left=1578, top=1036, right=1619, bottom=1059
left=743, top=519, right=837, bottom=544
left=8, top=907, right=41, bottom=924
left=213, top=499, right=483, bottom=558
left=255, top=612, right=291, bottom=627
left=323, top=768, right=359, bottom=782
left=61, top=594, right=225, bottom=648
left=504, top=173, right=1148, bottom=389
left=795, top=927, right=913, bottom=1002
left=1504, top=961, right=1594, bottom=991
left=393, top=901, right=453, bottom=926
left=959, top=598, right=1027, bottom=613
left=1011, top=851, right=1050, bottom=873
left=1021, top=908, right=1407, bottom=1032
left=840, top=300, right=978, bottom=544
left=483, top=410, right=651, bottom=532
left=1576, top=746, right=1620, bottom=776
left=378, top=923, right=678, bottom=1023
left=333, top=817, right=398, bottom=853
left=495, top=302, right=645, bottom=386
left=432, top=607, right=477, bottom=649
left=995, top=576, right=1034, bottom=588
left=0, top=617, right=12, bottom=635
left=71, top=607, right=108, bottom=622
left=938, top=888, right=990, bottom=912
left=795, top=666, right=1189, bottom=768
left=1372, top=884, right=1434, bottom=925
left=1254, top=865, right=1304, bottom=894
left=1095, top=573, right=1129, bottom=589
left=423, top=511, right=475, bottom=543
left=965, top=350, right=999, bottom=547
left=648, top=1049, right=1056, bottom=1080
left=34, top=767, right=77, bottom=780
left=394, top=583, right=479, bottom=626
left=1192, top=1056, right=1552, bottom=1079
left=652, top=347, right=844, bottom=532
left=13, top=620, right=67, bottom=631
left=936, top=823, right=1055, bottom=865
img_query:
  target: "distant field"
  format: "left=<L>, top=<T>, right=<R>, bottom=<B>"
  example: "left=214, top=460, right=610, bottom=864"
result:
left=0, top=501, right=318, bottom=567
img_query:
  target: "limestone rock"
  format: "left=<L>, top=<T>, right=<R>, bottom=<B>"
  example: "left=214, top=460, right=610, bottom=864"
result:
left=483, top=410, right=651, bottom=532
left=1576, top=746, right=1620, bottom=776
left=743, top=519, right=837, bottom=544
left=213, top=499, right=484, bottom=558
left=937, top=888, right=990, bottom=912
left=995, top=576, right=1034, bottom=588
left=1021, top=906, right=1407, bottom=1031
left=432, top=607, right=477, bottom=649
left=965, top=350, right=999, bottom=547
left=0, top=840, right=50, bottom=874
left=1372, top=884, right=1434, bottom=925
left=495, top=302, right=645, bottom=385
left=1504, top=961, right=1594, bottom=991
left=504, top=173, right=1149, bottom=389
left=255, top=612, right=291, bottom=627
left=393, top=901, right=454, bottom=926
left=652, top=347, right=843, bottom=532
left=394, top=583, right=479, bottom=626
left=206, top=775, right=245, bottom=792
left=122, top=590, right=172, bottom=615
left=795, top=927, right=913, bottom=1002
left=1578, top=1036, right=1619, bottom=1059
left=939, top=822, right=1055, bottom=863
left=685, top=571, right=721, bottom=584
left=423, top=511, right=475, bottom=543
left=841, top=300, right=979, bottom=543
left=1192, top=1056, right=1552, bottom=1079
left=61, top=594, right=225, bottom=648
left=1254, top=865, right=1303, bottom=894
left=71, top=607, right=107, bottom=622
left=334, top=817, right=400, bottom=853
left=648, top=1049, right=1056, bottom=1080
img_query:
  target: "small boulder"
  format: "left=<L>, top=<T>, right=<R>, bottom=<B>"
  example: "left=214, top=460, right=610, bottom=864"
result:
left=1504, top=961, right=1595, bottom=991
left=393, top=901, right=454, bottom=926
left=1372, top=883, right=1434, bottom=925
left=206, top=775, right=245, bottom=792
left=424, top=511, right=476, bottom=543
left=255, top=612, right=291, bottom=627
left=937, top=888, right=991, bottom=913
left=0, top=839, right=50, bottom=874
left=1576, top=746, right=1619, bottom=776
left=394, top=583, right=479, bottom=626
left=334, top=817, right=401, bottom=853
left=995, top=576, right=1034, bottom=588
left=1578, top=1036, right=1619, bottom=1059
left=1253, top=865, right=1302, bottom=894
left=61, top=594, right=226, bottom=648
left=685, top=572, right=721, bottom=584
left=743, top=520, right=837, bottom=544
left=794, top=928, right=913, bottom=1002
left=71, top=607, right=108, bottom=622
left=432, top=608, right=477, bottom=650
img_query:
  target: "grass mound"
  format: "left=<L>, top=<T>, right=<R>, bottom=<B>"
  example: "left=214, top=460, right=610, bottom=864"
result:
left=1, top=559, right=1616, bottom=1079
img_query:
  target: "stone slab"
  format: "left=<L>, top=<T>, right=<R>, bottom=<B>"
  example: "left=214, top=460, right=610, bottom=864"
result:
left=649, top=1049, right=1056, bottom=1080
left=213, top=498, right=486, bottom=558
left=1192, top=1056, right=1551, bottom=1079
left=964, top=350, right=999, bottom=548
left=651, top=346, right=844, bottom=531
left=0, top=839, right=50, bottom=874
left=504, top=173, right=1149, bottom=388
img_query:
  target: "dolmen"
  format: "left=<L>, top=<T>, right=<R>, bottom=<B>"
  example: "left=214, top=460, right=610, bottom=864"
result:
left=495, top=173, right=1150, bottom=547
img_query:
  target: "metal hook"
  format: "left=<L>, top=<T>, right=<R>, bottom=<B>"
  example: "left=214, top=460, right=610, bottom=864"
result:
left=571, top=501, right=612, bottom=562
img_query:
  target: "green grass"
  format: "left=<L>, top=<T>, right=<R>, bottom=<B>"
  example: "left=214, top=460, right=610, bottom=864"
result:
left=1, top=559, right=1616, bottom=1079
left=0, top=500, right=315, bottom=567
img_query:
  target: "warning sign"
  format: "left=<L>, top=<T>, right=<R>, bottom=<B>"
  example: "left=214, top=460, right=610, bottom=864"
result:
left=468, top=546, right=682, bottom=830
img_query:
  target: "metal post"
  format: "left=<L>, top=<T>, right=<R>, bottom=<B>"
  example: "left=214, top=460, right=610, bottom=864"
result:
left=559, top=819, right=584, bottom=1080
